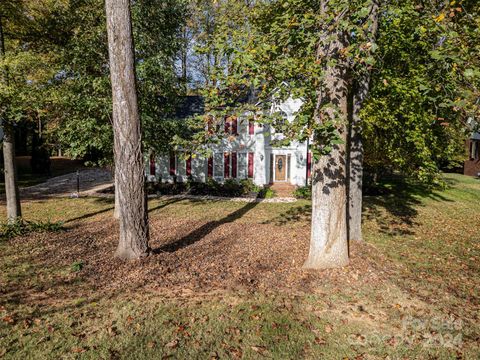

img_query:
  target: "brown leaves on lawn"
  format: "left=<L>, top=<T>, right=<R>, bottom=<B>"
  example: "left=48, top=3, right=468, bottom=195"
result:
left=1, top=200, right=393, bottom=312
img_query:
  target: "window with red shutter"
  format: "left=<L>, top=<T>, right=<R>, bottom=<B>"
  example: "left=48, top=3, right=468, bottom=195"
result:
left=224, top=117, right=230, bottom=134
left=224, top=152, right=231, bottom=178
left=186, top=157, right=192, bottom=177
left=150, top=153, right=156, bottom=176
left=231, top=152, right=237, bottom=178
left=249, top=120, right=254, bottom=135
left=248, top=152, right=254, bottom=178
left=208, top=156, right=213, bottom=177
left=232, top=117, right=238, bottom=135
left=169, top=153, right=176, bottom=176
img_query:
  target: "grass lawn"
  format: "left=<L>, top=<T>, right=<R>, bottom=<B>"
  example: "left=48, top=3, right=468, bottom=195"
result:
left=0, top=173, right=479, bottom=359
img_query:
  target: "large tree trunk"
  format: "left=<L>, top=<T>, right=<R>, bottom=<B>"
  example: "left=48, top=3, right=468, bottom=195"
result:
left=2, top=124, right=22, bottom=223
left=105, top=0, right=150, bottom=259
left=114, top=173, right=120, bottom=219
left=0, top=15, right=21, bottom=223
left=348, top=0, right=380, bottom=242
left=304, top=4, right=350, bottom=269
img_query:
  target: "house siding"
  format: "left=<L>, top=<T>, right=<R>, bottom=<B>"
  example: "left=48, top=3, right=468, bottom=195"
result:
left=464, top=138, right=480, bottom=177
left=145, top=97, right=311, bottom=186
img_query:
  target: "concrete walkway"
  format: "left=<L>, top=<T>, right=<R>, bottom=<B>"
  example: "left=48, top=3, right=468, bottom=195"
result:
left=20, top=169, right=298, bottom=203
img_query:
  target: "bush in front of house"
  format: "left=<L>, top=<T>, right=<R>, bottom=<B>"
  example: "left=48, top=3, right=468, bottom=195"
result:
left=293, top=185, right=312, bottom=200
left=148, top=178, right=263, bottom=198
left=257, top=187, right=276, bottom=199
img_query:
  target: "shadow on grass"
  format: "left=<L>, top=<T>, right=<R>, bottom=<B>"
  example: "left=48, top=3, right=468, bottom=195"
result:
left=63, top=197, right=185, bottom=225
left=154, top=201, right=259, bottom=253
left=266, top=175, right=454, bottom=236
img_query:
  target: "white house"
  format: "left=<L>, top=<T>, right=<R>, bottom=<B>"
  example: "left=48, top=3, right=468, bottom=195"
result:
left=146, top=95, right=311, bottom=187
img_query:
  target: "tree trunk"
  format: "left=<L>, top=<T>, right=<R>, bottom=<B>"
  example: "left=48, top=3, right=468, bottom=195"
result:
left=304, top=5, right=350, bottom=269
left=0, top=15, right=21, bottom=223
left=112, top=147, right=120, bottom=220
left=114, top=174, right=120, bottom=219
left=181, top=27, right=188, bottom=87
left=348, top=0, right=380, bottom=242
left=105, top=0, right=150, bottom=259
left=2, top=124, right=22, bottom=223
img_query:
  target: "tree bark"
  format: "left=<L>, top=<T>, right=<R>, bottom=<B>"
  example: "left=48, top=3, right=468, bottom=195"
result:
left=105, top=0, right=150, bottom=259
left=304, top=4, right=350, bottom=269
left=114, top=174, right=120, bottom=219
left=0, top=15, right=21, bottom=223
left=2, top=124, right=22, bottom=223
left=348, top=0, right=380, bottom=242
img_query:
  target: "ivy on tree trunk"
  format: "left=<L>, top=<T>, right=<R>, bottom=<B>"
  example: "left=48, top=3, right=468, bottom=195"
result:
left=304, top=2, right=350, bottom=269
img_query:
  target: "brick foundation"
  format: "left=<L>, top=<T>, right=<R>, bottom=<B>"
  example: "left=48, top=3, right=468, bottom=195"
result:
left=464, top=139, right=480, bottom=177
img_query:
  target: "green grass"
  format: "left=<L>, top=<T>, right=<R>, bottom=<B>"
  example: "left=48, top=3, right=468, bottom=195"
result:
left=0, top=173, right=479, bottom=359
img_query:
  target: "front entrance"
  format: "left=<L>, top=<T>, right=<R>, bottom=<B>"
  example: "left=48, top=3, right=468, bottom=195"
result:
left=275, top=155, right=287, bottom=182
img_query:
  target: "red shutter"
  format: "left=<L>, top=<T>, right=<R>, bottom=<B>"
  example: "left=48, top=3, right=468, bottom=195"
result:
left=150, top=153, right=156, bottom=176
left=224, top=117, right=230, bottom=134
left=232, top=117, right=238, bottom=135
left=208, top=156, right=213, bottom=177
left=224, top=152, right=230, bottom=178
left=207, top=116, right=213, bottom=135
left=248, top=152, right=254, bottom=178
left=186, top=156, right=192, bottom=177
left=231, top=152, right=237, bottom=178
left=249, top=120, right=254, bottom=135
left=307, top=152, right=312, bottom=179
left=169, top=153, right=176, bottom=176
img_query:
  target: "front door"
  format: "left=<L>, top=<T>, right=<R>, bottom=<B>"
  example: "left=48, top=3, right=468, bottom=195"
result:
left=275, top=155, right=287, bottom=182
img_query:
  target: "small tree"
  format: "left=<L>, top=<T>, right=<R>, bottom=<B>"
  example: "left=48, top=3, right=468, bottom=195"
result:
left=0, top=13, right=21, bottom=223
left=105, top=0, right=150, bottom=259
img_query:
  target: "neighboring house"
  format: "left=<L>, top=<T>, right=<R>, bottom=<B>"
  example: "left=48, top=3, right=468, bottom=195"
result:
left=146, top=95, right=312, bottom=187
left=465, top=132, right=480, bottom=177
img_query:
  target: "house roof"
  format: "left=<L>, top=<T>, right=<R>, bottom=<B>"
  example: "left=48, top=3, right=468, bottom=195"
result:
left=173, top=96, right=205, bottom=119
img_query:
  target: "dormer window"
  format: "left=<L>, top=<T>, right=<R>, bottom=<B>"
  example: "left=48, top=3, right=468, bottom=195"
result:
left=274, top=111, right=288, bottom=134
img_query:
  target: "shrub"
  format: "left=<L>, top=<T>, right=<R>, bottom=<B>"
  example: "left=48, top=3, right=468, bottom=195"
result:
left=148, top=178, right=262, bottom=198
left=223, top=178, right=244, bottom=197
left=257, top=187, right=276, bottom=199
left=240, top=179, right=261, bottom=194
left=293, top=185, right=312, bottom=200
left=0, top=219, right=65, bottom=241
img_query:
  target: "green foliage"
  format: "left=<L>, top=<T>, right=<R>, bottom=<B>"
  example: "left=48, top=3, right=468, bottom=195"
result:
left=148, top=178, right=264, bottom=198
left=257, top=187, right=276, bottom=199
left=0, top=219, right=64, bottom=241
left=71, top=261, right=85, bottom=273
left=187, top=0, right=479, bottom=185
left=1, top=0, right=188, bottom=166
left=293, top=185, right=312, bottom=200
left=362, top=0, right=479, bottom=183
left=239, top=178, right=261, bottom=194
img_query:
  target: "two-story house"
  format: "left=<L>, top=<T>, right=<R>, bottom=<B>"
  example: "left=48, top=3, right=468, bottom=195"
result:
left=146, top=95, right=311, bottom=187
